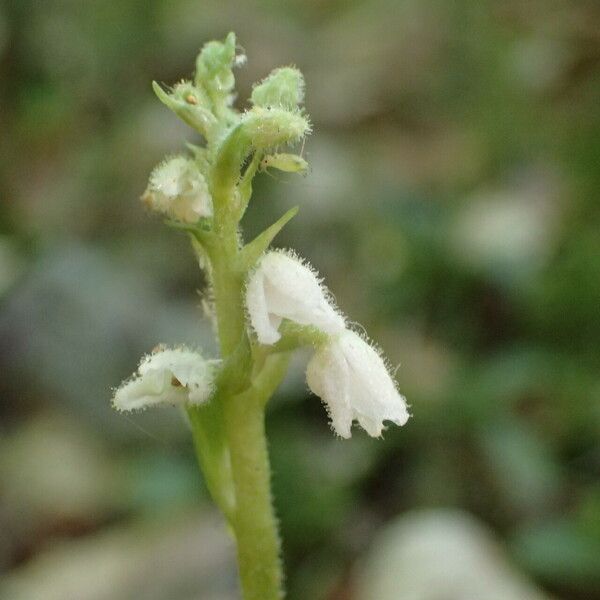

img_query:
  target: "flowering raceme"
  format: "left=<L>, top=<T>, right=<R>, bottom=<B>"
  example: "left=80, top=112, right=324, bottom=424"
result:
left=245, top=250, right=346, bottom=344
left=112, top=32, right=411, bottom=599
left=113, top=347, right=216, bottom=411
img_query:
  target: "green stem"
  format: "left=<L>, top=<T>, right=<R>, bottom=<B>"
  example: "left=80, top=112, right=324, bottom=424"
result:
left=222, top=388, right=283, bottom=600
left=202, top=224, right=285, bottom=599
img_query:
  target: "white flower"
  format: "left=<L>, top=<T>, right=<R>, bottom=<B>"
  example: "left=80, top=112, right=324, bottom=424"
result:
left=142, top=156, right=212, bottom=223
left=245, top=250, right=345, bottom=345
left=306, top=330, right=409, bottom=438
left=112, top=347, right=216, bottom=411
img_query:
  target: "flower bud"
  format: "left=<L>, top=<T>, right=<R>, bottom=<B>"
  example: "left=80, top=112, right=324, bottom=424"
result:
left=241, top=106, right=311, bottom=150
left=306, top=330, right=410, bottom=438
left=245, top=250, right=345, bottom=344
left=112, top=347, right=216, bottom=411
left=195, top=32, right=242, bottom=109
left=142, top=156, right=213, bottom=223
left=251, top=67, right=305, bottom=110
left=260, top=153, right=308, bottom=175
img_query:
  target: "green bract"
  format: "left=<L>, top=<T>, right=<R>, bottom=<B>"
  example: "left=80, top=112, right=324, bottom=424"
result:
left=152, top=81, right=217, bottom=140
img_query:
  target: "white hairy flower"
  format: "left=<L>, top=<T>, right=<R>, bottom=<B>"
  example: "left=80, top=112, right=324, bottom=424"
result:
left=142, top=156, right=212, bottom=223
left=306, top=330, right=410, bottom=438
left=245, top=250, right=346, bottom=345
left=112, top=347, right=216, bottom=411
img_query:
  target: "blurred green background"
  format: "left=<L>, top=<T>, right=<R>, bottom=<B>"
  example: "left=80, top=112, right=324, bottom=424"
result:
left=1, top=1, right=599, bottom=599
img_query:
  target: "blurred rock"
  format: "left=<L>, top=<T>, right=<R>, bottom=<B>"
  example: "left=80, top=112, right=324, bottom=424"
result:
left=381, top=324, right=457, bottom=401
left=0, top=243, right=214, bottom=439
left=511, top=37, right=572, bottom=93
left=0, top=415, right=112, bottom=529
left=355, top=509, right=552, bottom=600
left=0, top=510, right=236, bottom=600
left=450, top=172, right=562, bottom=284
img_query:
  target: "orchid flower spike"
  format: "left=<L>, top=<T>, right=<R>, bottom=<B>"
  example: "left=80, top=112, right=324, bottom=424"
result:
left=142, top=156, right=212, bottom=223
left=306, top=329, right=410, bottom=438
left=245, top=250, right=346, bottom=345
left=112, top=346, right=217, bottom=412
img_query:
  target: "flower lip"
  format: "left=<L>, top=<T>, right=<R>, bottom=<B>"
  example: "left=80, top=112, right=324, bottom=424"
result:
left=306, top=329, right=410, bottom=438
left=112, top=346, right=216, bottom=412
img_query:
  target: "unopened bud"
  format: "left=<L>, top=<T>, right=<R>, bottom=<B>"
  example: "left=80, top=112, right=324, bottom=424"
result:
left=195, top=32, right=243, bottom=107
left=142, top=156, right=212, bottom=223
left=242, top=107, right=311, bottom=151
left=251, top=67, right=305, bottom=110
left=260, top=153, right=308, bottom=174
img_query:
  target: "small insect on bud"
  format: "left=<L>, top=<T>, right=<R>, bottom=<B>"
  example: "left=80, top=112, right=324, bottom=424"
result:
left=142, top=156, right=213, bottom=223
left=260, top=153, right=308, bottom=175
left=112, top=347, right=217, bottom=412
left=152, top=80, right=216, bottom=138
left=245, top=250, right=345, bottom=345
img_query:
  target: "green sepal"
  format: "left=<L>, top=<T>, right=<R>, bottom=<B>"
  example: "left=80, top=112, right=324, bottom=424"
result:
left=239, top=206, right=299, bottom=272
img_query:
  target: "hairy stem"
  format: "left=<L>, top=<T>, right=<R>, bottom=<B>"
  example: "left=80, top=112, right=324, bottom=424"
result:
left=222, top=388, right=283, bottom=600
left=202, top=224, right=284, bottom=599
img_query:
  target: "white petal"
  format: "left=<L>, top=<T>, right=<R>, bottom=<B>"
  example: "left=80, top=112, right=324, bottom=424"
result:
left=153, top=156, right=188, bottom=197
left=112, top=347, right=215, bottom=412
left=246, top=251, right=345, bottom=344
left=245, top=266, right=281, bottom=344
left=306, top=335, right=352, bottom=438
left=113, top=370, right=185, bottom=411
left=306, top=330, right=409, bottom=438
